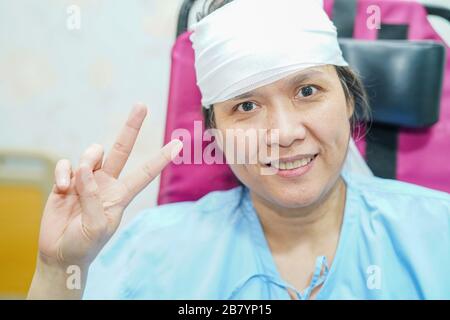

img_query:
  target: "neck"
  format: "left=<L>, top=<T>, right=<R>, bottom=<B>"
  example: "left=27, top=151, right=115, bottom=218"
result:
left=250, top=176, right=347, bottom=254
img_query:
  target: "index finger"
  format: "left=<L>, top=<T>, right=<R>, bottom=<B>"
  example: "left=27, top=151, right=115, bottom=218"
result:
left=103, top=103, right=148, bottom=178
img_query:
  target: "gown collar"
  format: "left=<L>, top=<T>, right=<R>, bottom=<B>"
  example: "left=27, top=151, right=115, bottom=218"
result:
left=234, top=172, right=358, bottom=300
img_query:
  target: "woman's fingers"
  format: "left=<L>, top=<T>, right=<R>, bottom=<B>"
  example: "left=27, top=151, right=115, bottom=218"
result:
left=75, top=144, right=108, bottom=234
left=102, top=103, right=147, bottom=179
left=75, top=162, right=107, bottom=237
left=52, top=144, right=103, bottom=195
left=79, top=144, right=104, bottom=171
left=122, top=139, right=183, bottom=205
left=54, top=159, right=72, bottom=193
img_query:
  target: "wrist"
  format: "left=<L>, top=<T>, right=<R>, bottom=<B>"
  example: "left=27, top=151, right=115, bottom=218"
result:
left=28, top=256, right=89, bottom=300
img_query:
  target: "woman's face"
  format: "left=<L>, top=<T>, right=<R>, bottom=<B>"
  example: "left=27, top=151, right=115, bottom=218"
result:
left=213, top=65, right=353, bottom=209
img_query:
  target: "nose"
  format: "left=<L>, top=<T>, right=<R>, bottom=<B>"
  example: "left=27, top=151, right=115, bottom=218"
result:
left=266, top=98, right=307, bottom=147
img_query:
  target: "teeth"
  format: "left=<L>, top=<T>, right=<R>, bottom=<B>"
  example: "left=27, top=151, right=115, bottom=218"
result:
left=271, top=156, right=314, bottom=170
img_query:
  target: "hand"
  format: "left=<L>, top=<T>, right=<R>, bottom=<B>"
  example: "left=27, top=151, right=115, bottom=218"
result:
left=37, top=103, right=182, bottom=269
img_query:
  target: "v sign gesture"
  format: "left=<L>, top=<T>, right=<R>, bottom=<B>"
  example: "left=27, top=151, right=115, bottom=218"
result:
left=28, top=103, right=182, bottom=299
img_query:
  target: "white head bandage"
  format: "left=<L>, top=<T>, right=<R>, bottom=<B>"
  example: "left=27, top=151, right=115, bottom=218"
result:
left=189, top=0, right=348, bottom=107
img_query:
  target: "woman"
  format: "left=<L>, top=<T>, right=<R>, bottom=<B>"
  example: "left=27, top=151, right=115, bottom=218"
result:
left=28, top=0, right=450, bottom=300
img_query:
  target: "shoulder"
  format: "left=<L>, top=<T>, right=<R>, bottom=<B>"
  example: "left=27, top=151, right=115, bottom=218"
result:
left=344, top=172, right=450, bottom=243
left=345, top=172, right=450, bottom=212
left=83, top=186, right=246, bottom=299
left=341, top=173, right=450, bottom=294
left=344, top=172, right=450, bottom=238
left=98, top=185, right=246, bottom=258
left=130, top=185, right=246, bottom=233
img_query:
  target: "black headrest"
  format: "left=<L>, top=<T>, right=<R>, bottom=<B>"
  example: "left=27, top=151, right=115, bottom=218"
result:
left=339, top=39, right=446, bottom=128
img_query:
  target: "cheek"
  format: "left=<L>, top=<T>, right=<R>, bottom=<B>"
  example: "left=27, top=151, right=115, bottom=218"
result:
left=215, top=127, right=267, bottom=185
left=310, top=98, right=351, bottom=148
left=215, top=120, right=265, bottom=164
left=219, top=133, right=263, bottom=167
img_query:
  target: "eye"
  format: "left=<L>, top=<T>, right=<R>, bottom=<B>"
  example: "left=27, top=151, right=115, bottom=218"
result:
left=235, top=101, right=258, bottom=113
left=297, top=85, right=318, bottom=98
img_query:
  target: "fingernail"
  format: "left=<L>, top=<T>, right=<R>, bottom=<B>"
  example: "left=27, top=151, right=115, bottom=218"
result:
left=173, top=139, right=183, bottom=153
left=134, top=102, right=147, bottom=113
left=170, top=140, right=183, bottom=159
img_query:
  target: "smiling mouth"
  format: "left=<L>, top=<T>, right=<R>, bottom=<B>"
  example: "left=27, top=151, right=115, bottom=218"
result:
left=263, top=154, right=319, bottom=170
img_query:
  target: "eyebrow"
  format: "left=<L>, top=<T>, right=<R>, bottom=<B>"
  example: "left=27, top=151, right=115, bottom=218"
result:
left=229, top=70, right=327, bottom=101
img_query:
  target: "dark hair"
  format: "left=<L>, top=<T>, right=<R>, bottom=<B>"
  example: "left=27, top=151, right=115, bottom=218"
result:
left=196, top=0, right=235, bottom=22
left=198, top=0, right=372, bottom=140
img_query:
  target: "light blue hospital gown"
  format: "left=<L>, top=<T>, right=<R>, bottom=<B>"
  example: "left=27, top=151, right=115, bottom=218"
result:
left=83, top=171, right=450, bottom=299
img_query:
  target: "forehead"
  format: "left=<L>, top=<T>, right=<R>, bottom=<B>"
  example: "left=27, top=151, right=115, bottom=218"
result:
left=229, top=65, right=335, bottom=101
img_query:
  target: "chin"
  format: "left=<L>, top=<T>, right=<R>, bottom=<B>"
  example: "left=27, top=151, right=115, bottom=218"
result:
left=262, top=182, right=322, bottom=209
